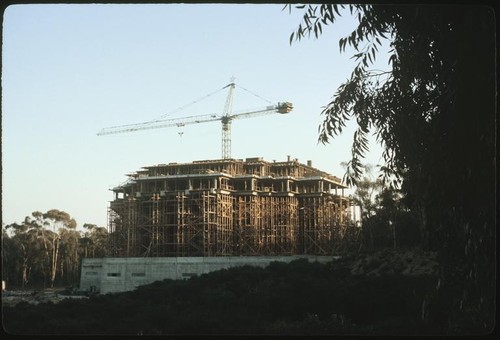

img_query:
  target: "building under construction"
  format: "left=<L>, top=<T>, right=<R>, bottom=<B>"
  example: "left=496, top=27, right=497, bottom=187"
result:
left=107, top=156, right=358, bottom=257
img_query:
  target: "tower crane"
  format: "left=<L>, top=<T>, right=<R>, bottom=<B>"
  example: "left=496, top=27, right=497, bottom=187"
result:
left=97, top=80, right=293, bottom=159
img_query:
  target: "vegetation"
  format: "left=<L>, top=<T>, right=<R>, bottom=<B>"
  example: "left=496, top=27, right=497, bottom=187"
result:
left=2, top=210, right=108, bottom=289
left=3, top=258, right=442, bottom=336
left=286, top=4, right=495, bottom=334
left=349, top=165, right=421, bottom=251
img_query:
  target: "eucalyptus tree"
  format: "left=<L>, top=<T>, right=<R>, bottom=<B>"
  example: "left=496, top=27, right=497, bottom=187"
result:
left=2, top=223, right=30, bottom=288
left=43, top=210, right=78, bottom=287
left=1, top=227, right=10, bottom=284
left=285, top=4, right=495, bottom=333
left=82, top=223, right=109, bottom=258
left=4, top=221, right=46, bottom=288
left=23, top=210, right=78, bottom=287
left=59, top=227, right=82, bottom=285
left=3, top=211, right=109, bottom=288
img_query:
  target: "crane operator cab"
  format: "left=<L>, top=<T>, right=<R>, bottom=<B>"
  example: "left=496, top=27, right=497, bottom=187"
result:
left=277, top=102, right=294, bottom=114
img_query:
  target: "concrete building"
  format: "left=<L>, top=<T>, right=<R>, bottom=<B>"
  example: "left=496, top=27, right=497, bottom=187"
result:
left=78, top=157, right=359, bottom=294
left=107, top=156, right=358, bottom=257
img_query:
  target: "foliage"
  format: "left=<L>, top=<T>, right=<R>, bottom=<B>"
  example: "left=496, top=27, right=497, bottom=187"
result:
left=348, top=164, right=382, bottom=218
left=349, top=164, right=420, bottom=250
left=285, top=4, right=495, bottom=334
left=3, top=210, right=108, bottom=289
left=81, top=224, right=109, bottom=258
left=3, top=258, right=441, bottom=335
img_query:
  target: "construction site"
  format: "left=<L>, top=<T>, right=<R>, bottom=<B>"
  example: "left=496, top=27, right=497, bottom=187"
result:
left=106, top=156, right=358, bottom=258
left=80, top=80, right=359, bottom=293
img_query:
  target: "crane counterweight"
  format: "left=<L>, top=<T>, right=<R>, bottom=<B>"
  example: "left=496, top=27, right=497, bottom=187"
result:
left=277, top=102, right=294, bottom=114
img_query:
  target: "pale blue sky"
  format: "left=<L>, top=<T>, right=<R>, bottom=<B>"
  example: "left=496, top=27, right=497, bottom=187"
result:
left=2, top=4, right=386, bottom=229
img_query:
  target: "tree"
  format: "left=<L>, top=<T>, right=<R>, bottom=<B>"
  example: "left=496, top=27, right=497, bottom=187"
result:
left=59, top=228, right=82, bottom=285
left=4, top=221, right=47, bottom=288
left=43, top=210, right=77, bottom=287
left=3, top=211, right=110, bottom=289
left=3, top=224, right=31, bottom=288
left=23, top=210, right=78, bottom=287
left=347, top=163, right=384, bottom=250
left=348, top=163, right=382, bottom=220
left=82, top=223, right=109, bottom=258
left=285, top=4, right=495, bottom=334
left=348, top=164, right=412, bottom=251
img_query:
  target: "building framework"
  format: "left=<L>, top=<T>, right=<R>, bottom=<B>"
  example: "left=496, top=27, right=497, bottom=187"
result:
left=108, top=157, right=358, bottom=257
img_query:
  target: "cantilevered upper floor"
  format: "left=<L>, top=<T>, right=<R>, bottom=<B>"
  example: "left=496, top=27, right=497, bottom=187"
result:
left=111, top=156, right=347, bottom=200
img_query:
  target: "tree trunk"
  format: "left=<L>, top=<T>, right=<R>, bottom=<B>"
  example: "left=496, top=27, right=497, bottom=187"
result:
left=393, top=212, right=397, bottom=249
left=50, top=237, right=60, bottom=288
left=21, top=261, right=29, bottom=289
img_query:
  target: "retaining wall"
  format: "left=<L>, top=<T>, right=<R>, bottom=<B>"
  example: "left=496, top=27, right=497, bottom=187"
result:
left=80, top=256, right=337, bottom=294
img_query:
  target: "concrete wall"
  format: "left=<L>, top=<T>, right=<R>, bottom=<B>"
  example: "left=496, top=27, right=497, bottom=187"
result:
left=80, top=256, right=337, bottom=294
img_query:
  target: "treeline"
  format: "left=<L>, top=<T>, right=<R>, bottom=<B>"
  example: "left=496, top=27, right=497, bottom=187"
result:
left=2, top=209, right=108, bottom=289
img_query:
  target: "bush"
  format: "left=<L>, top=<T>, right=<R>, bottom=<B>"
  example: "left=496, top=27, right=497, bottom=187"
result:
left=2, top=258, right=441, bottom=335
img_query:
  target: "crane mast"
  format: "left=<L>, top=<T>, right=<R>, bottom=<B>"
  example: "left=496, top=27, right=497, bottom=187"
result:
left=97, top=79, right=293, bottom=159
left=221, top=80, right=235, bottom=159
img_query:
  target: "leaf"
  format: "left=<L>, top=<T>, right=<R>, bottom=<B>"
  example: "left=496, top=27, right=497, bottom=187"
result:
left=333, top=4, right=341, bottom=16
left=388, top=54, right=397, bottom=65
left=356, top=25, right=363, bottom=38
left=304, top=14, right=311, bottom=27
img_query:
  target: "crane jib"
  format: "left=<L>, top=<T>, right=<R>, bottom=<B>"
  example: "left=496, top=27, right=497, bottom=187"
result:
left=96, top=80, right=292, bottom=158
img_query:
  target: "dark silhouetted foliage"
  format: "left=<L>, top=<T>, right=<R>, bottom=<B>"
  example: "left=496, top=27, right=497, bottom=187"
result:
left=3, top=258, right=443, bottom=336
left=286, top=4, right=495, bottom=334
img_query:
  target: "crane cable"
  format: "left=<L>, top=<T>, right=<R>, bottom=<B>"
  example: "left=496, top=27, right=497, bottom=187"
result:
left=102, top=86, right=226, bottom=130
left=236, top=84, right=273, bottom=104
left=157, top=82, right=274, bottom=121
left=158, top=86, right=228, bottom=119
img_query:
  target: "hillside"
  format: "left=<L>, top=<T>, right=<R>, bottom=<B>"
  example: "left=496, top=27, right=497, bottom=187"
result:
left=2, top=248, right=445, bottom=335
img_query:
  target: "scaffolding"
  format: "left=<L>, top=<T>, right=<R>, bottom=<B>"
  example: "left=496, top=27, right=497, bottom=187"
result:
left=108, top=157, right=358, bottom=257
